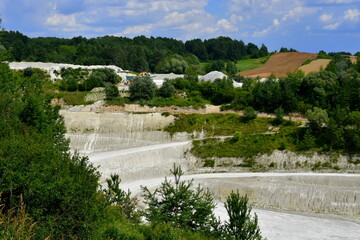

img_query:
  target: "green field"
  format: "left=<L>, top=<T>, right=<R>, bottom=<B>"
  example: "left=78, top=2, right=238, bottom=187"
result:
left=199, top=56, right=269, bottom=73
left=236, top=56, right=269, bottom=72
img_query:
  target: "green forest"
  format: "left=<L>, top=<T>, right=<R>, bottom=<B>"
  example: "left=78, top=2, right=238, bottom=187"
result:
left=2, top=30, right=269, bottom=73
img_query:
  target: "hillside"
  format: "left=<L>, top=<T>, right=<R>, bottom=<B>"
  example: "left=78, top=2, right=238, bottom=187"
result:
left=298, top=59, right=332, bottom=74
left=238, top=52, right=317, bottom=78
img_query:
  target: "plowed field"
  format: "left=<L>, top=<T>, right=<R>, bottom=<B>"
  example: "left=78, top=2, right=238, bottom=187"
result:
left=238, top=52, right=317, bottom=78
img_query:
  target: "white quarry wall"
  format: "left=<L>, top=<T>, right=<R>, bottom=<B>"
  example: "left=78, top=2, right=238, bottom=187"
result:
left=62, top=111, right=188, bottom=154
left=197, top=175, right=360, bottom=218
left=90, top=141, right=195, bottom=183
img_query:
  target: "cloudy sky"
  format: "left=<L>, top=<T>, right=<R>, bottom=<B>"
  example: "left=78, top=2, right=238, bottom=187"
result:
left=1, top=0, right=359, bottom=53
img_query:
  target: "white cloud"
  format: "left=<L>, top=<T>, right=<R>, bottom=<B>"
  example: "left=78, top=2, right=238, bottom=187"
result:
left=163, top=10, right=205, bottom=26
left=323, top=22, right=341, bottom=29
left=282, top=7, right=319, bottom=22
left=315, top=0, right=356, bottom=4
left=230, top=15, right=244, bottom=24
left=149, top=1, right=207, bottom=12
left=252, top=26, right=272, bottom=37
left=319, top=13, right=333, bottom=22
left=46, top=13, right=80, bottom=27
left=118, top=24, right=153, bottom=35
left=273, top=18, right=280, bottom=25
left=343, top=8, right=360, bottom=21
left=229, top=0, right=292, bottom=14
left=217, top=19, right=234, bottom=31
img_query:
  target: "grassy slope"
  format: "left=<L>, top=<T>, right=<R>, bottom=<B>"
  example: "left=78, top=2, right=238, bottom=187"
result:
left=199, top=56, right=269, bottom=73
left=164, top=113, right=302, bottom=161
left=54, top=91, right=92, bottom=105
left=236, top=57, right=269, bottom=72
left=164, top=113, right=274, bottom=136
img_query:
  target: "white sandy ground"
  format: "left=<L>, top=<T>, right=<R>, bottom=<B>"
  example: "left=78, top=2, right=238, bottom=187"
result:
left=89, top=141, right=191, bottom=163
left=119, top=173, right=360, bottom=240
left=87, top=143, right=360, bottom=240
left=215, top=202, right=360, bottom=240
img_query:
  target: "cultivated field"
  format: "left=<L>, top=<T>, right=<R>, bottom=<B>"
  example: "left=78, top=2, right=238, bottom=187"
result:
left=298, top=59, right=332, bottom=74
left=238, top=52, right=317, bottom=78
left=350, top=55, right=357, bottom=64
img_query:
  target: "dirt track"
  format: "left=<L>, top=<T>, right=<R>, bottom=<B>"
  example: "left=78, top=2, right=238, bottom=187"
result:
left=239, top=52, right=317, bottom=78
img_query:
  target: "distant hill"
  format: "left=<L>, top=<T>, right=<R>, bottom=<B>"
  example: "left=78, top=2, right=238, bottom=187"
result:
left=238, top=52, right=317, bottom=78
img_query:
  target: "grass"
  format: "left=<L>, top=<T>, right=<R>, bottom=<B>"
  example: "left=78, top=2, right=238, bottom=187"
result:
left=301, top=59, right=315, bottom=66
left=191, top=126, right=299, bottom=160
left=164, top=113, right=274, bottom=136
left=54, top=91, right=93, bottom=105
left=142, top=97, right=208, bottom=109
left=199, top=56, right=269, bottom=73
left=106, top=97, right=130, bottom=106
left=236, top=56, right=269, bottom=72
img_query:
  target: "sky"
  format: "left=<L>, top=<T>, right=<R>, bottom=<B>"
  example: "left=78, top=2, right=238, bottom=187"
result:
left=0, top=0, right=359, bottom=53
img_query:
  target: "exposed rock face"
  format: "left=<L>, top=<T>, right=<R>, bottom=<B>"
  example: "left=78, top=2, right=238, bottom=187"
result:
left=198, top=175, right=360, bottom=218
left=192, top=150, right=360, bottom=173
left=62, top=111, right=188, bottom=154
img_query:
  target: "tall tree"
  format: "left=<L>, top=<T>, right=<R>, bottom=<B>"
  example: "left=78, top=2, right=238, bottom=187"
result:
left=142, top=165, right=217, bottom=233
left=223, top=192, right=263, bottom=240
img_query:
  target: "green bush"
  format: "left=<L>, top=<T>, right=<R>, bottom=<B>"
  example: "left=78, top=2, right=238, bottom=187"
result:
left=129, top=76, right=157, bottom=101
left=242, top=106, right=257, bottom=122
left=158, top=80, right=175, bottom=98
left=142, top=165, right=217, bottom=234
left=105, top=83, right=120, bottom=100
left=223, top=192, right=263, bottom=240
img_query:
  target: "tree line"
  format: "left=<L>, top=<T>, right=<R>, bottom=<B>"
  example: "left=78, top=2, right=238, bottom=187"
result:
left=2, top=31, right=268, bottom=73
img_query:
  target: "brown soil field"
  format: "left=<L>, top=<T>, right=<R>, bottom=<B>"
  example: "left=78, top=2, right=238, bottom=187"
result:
left=298, top=59, right=332, bottom=74
left=238, top=52, right=317, bottom=78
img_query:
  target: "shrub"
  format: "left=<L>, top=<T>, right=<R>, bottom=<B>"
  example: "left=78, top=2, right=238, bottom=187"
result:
left=158, top=80, right=175, bottom=98
left=242, top=106, right=257, bottom=122
left=142, top=165, right=217, bottom=234
left=223, top=192, right=264, bottom=240
left=129, top=76, right=157, bottom=101
left=105, top=83, right=119, bottom=100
